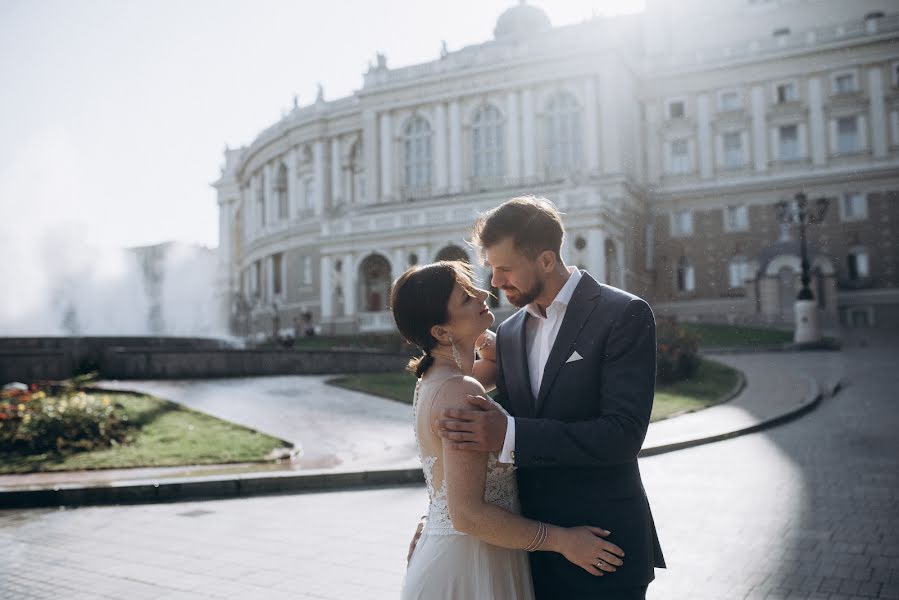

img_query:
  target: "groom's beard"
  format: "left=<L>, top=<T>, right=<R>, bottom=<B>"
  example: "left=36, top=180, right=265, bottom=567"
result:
left=504, top=279, right=544, bottom=308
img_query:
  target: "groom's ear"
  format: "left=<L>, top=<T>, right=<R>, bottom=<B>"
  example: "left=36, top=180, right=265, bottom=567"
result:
left=538, top=250, right=557, bottom=272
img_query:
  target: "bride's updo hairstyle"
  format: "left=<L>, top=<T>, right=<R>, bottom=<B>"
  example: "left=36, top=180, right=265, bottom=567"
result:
left=390, top=260, right=479, bottom=377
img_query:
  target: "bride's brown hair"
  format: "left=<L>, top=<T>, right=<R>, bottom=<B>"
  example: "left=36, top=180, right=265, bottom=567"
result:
left=390, top=260, right=480, bottom=377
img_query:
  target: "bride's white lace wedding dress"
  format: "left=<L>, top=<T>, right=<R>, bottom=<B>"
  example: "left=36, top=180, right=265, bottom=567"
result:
left=402, top=374, right=535, bottom=600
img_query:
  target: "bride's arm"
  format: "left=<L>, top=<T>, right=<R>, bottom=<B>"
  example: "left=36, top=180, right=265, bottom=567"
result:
left=431, top=377, right=624, bottom=576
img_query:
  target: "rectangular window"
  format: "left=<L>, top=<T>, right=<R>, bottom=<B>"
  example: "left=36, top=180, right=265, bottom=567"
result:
left=776, top=82, right=798, bottom=104
left=840, top=193, right=867, bottom=221
left=671, top=209, right=693, bottom=237
left=272, top=253, right=283, bottom=296
left=778, top=125, right=799, bottom=160
left=277, top=190, right=288, bottom=220
left=719, top=91, right=740, bottom=112
left=304, top=178, right=316, bottom=211
left=847, top=249, right=870, bottom=280
left=836, top=116, right=859, bottom=154
left=724, top=205, right=749, bottom=232
left=723, top=132, right=744, bottom=168
left=668, top=100, right=685, bottom=119
left=833, top=73, right=857, bottom=94
left=669, top=138, right=690, bottom=174
left=728, top=259, right=749, bottom=289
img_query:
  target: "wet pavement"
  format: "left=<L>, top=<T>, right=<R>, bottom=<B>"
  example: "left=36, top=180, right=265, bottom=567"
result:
left=1, top=332, right=897, bottom=598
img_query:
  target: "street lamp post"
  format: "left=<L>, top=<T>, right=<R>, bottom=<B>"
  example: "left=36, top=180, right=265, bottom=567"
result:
left=776, top=192, right=829, bottom=345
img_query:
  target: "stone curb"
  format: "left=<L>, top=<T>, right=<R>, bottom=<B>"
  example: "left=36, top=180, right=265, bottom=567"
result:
left=638, top=376, right=839, bottom=458
left=0, top=376, right=840, bottom=510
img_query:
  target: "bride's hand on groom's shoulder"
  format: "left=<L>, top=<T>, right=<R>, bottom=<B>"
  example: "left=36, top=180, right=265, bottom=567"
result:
left=475, top=330, right=497, bottom=362
left=556, top=525, right=625, bottom=577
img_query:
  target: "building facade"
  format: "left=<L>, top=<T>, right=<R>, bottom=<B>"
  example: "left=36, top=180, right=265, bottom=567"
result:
left=213, top=0, right=899, bottom=338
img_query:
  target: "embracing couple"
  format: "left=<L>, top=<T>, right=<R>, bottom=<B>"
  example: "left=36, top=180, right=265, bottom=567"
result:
left=393, top=196, right=665, bottom=599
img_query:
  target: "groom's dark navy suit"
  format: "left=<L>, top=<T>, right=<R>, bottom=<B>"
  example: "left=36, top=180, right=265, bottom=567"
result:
left=494, top=271, right=665, bottom=598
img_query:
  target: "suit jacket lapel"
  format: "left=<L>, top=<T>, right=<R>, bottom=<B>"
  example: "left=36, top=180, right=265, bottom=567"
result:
left=535, top=273, right=602, bottom=414
left=501, top=309, right=537, bottom=418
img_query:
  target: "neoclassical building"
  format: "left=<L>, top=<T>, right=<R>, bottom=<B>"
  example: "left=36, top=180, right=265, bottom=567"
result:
left=214, top=0, right=899, bottom=337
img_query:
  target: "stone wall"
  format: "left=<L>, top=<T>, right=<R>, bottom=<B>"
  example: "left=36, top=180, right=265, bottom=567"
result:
left=0, top=337, right=409, bottom=383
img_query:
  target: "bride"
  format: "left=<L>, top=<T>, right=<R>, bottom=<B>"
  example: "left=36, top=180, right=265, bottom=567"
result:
left=391, top=261, right=624, bottom=599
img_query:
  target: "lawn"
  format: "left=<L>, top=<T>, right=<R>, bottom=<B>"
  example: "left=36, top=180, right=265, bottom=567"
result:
left=681, top=323, right=792, bottom=348
left=0, top=392, right=288, bottom=474
left=328, top=358, right=740, bottom=423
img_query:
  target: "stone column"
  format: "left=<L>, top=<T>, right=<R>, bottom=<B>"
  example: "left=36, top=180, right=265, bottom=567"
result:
left=588, top=229, right=607, bottom=283
left=521, top=88, right=537, bottom=181
left=868, top=67, right=888, bottom=158
left=584, top=77, right=600, bottom=173
left=750, top=85, right=769, bottom=172
left=313, top=140, right=326, bottom=215
left=435, top=102, right=449, bottom=193
left=363, top=110, right=379, bottom=204
left=645, top=101, right=661, bottom=183
left=379, top=112, right=393, bottom=200
left=506, top=90, right=521, bottom=183
left=320, top=255, right=333, bottom=319
left=330, top=137, right=342, bottom=206
left=342, top=252, right=356, bottom=317
left=449, top=100, right=462, bottom=192
left=808, top=78, right=827, bottom=166
left=697, top=94, right=713, bottom=179
left=600, top=59, right=622, bottom=175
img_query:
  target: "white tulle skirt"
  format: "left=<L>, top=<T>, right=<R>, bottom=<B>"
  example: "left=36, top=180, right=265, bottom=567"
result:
left=402, top=532, right=535, bottom=600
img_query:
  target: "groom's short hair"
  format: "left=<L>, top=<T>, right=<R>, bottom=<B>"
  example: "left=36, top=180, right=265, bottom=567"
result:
left=473, top=196, right=564, bottom=261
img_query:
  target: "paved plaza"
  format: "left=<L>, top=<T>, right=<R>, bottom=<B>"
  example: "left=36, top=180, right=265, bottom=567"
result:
left=1, top=333, right=897, bottom=599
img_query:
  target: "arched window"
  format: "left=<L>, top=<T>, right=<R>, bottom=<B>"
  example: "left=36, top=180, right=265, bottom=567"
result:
left=544, top=92, right=582, bottom=174
left=472, top=105, right=505, bottom=180
left=276, top=163, right=288, bottom=220
left=403, top=117, right=432, bottom=192
left=676, top=256, right=695, bottom=293
left=359, top=254, right=392, bottom=312
left=847, top=246, right=870, bottom=280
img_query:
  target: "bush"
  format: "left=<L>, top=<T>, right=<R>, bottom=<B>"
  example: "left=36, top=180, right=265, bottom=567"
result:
left=0, top=384, right=132, bottom=455
left=656, top=318, right=701, bottom=384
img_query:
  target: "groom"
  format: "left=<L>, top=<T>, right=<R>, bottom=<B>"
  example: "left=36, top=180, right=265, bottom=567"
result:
left=438, top=196, right=665, bottom=599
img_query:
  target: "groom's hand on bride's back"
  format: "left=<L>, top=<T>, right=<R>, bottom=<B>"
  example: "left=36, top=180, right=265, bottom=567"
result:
left=436, top=395, right=506, bottom=453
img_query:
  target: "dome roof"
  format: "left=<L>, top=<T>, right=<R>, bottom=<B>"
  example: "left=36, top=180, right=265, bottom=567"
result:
left=494, top=2, right=551, bottom=40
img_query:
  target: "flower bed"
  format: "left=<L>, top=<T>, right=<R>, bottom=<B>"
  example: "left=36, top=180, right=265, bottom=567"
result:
left=656, top=318, right=702, bottom=384
left=0, top=382, right=132, bottom=454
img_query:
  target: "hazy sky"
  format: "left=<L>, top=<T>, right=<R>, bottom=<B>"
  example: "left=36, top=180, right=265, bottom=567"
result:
left=0, top=0, right=644, bottom=254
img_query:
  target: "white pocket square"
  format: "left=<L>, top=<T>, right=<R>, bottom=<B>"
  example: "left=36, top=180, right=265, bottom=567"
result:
left=565, top=351, right=583, bottom=363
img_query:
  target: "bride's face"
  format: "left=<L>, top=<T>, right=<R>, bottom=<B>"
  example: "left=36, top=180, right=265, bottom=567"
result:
left=444, top=283, right=494, bottom=342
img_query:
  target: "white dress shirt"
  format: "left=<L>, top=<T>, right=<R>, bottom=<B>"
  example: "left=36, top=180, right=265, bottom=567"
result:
left=498, top=267, right=582, bottom=463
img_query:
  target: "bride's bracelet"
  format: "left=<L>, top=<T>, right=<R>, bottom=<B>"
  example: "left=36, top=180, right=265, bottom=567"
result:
left=525, top=521, right=547, bottom=552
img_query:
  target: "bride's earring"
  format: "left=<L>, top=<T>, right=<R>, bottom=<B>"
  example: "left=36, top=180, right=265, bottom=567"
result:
left=448, top=334, right=463, bottom=370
